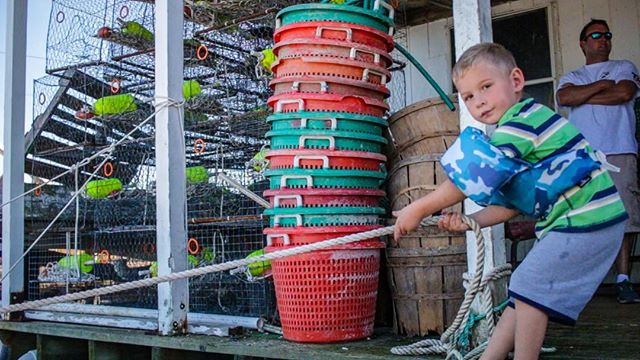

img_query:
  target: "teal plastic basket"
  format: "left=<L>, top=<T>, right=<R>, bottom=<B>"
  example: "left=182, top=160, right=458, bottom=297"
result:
left=276, top=2, right=395, bottom=35
left=266, top=129, right=387, bottom=153
left=264, top=206, right=385, bottom=227
left=267, top=111, right=387, bottom=136
left=265, top=168, right=386, bottom=189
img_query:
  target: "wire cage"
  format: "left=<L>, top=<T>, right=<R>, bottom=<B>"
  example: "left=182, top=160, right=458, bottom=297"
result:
left=23, top=0, right=408, bottom=325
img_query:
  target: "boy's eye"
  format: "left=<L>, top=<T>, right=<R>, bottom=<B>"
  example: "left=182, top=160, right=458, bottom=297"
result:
left=482, top=84, right=491, bottom=90
left=463, top=95, right=472, bottom=102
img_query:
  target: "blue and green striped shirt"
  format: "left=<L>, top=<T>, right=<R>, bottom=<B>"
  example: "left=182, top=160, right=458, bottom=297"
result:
left=490, top=98, right=628, bottom=238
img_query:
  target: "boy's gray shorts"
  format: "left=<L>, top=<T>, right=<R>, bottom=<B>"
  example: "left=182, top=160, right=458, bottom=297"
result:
left=508, top=221, right=625, bottom=325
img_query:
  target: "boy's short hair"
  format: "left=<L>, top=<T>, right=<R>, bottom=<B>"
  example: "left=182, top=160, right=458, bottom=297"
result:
left=452, top=43, right=517, bottom=83
left=579, top=19, right=609, bottom=41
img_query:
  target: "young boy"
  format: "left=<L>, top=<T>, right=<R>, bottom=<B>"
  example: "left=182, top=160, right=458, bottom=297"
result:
left=393, top=43, right=628, bottom=360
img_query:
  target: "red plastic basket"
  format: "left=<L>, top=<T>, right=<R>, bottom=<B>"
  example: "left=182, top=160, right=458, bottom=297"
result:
left=264, top=224, right=384, bottom=248
left=268, top=92, right=389, bottom=117
left=267, top=242, right=384, bottom=343
left=264, top=188, right=385, bottom=209
left=273, top=38, right=393, bottom=68
left=266, top=149, right=386, bottom=171
left=273, top=21, right=394, bottom=52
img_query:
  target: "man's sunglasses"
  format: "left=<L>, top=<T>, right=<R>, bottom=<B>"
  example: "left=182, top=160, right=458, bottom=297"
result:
left=583, top=31, right=613, bottom=41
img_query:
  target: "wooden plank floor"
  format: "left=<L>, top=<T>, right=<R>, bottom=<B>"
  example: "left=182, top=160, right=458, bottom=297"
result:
left=542, top=292, right=640, bottom=359
left=0, top=293, right=637, bottom=359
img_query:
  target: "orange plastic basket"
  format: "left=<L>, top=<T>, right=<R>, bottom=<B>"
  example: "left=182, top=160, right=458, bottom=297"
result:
left=270, top=75, right=389, bottom=100
left=267, top=242, right=384, bottom=343
left=272, top=56, right=391, bottom=86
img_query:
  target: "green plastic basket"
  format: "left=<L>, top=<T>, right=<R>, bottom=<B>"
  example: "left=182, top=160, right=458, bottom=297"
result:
left=267, top=111, right=387, bottom=136
left=265, top=168, right=386, bottom=189
left=276, top=3, right=395, bottom=35
left=264, top=206, right=384, bottom=227
left=266, top=129, right=387, bottom=153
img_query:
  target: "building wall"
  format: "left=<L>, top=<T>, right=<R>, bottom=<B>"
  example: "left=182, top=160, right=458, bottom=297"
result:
left=403, top=0, right=640, bottom=106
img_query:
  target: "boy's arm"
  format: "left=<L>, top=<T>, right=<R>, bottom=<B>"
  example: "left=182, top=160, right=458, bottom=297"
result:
left=469, top=206, right=521, bottom=228
left=438, top=206, right=521, bottom=232
left=392, top=179, right=465, bottom=242
left=556, top=80, right=615, bottom=107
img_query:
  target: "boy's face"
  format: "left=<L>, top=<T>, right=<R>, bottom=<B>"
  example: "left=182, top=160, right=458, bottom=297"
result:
left=455, top=62, right=525, bottom=125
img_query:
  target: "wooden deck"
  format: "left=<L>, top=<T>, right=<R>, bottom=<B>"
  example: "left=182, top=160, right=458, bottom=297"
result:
left=543, top=289, right=640, bottom=359
left=0, top=292, right=638, bottom=359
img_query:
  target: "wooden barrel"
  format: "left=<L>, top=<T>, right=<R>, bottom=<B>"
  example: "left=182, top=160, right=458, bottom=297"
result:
left=387, top=96, right=460, bottom=212
left=386, top=96, right=459, bottom=163
left=385, top=96, right=465, bottom=336
left=386, top=227, right=466, bottom=336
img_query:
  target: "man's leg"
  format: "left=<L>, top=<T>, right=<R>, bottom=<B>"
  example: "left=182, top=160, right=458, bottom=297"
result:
left=616, top=233, right=633, bottom=275
left=513, top=300, right=548, bottom=360
left=480, top=307, right=515, bottom=360
left=615, top=233, right=640, bottom=303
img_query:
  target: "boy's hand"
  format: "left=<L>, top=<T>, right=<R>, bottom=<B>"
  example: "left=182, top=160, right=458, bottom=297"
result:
left=391, top=205, right=425, bottom=246
left=437, top=212, right=470, bottom=232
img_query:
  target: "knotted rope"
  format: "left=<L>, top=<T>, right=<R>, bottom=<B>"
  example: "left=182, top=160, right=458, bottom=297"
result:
left=390, top=216, right=511, bottom=359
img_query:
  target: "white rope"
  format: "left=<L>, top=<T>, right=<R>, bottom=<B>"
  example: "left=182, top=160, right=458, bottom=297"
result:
left=0, top=99, right=183, bottom=284
left=0, top=221, right=397, bottom=315
left=390, top=217, right=512, bottom=359
left=0, top=213, right=523, bottom=358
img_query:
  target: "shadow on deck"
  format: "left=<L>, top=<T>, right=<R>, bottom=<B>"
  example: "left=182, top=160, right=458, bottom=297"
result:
left=543, top=289, right=640, bottom=359
left=0, top=292, right=638, bottom=359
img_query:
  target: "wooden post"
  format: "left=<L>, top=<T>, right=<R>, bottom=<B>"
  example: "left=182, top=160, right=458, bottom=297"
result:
left=154, top=0, right=188, bottom=335
left=2, top=0, right=28, bottom=313
left=452, top=0, right=508, bottom=344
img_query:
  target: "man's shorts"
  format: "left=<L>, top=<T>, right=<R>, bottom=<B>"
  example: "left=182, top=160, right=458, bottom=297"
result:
left=607, top=154, right=640, bottom=233
left=508, top=221, right=625, bottom=325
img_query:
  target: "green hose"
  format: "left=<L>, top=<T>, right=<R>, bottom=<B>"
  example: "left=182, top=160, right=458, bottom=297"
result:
left=394, top=43, right=456, bottom=111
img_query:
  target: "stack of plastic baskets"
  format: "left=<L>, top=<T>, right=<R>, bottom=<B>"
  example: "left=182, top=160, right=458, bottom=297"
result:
left=263, top=1, right=395, bottom=343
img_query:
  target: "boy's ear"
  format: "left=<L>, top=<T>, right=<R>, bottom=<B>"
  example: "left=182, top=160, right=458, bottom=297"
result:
left=510, top=67, right=525, bottom=92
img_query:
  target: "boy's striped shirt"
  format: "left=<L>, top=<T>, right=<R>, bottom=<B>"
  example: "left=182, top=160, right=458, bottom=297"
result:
left=490, top=98, right=627, bottom=238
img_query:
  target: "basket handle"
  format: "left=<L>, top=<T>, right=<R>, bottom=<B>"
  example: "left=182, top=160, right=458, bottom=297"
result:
left=299, top=135, right=336, bottom=150
left=350, top=47, right=381, bottom=65
left=292, top=80, right=329, bottom=93
left=266, top=234, right=291, bottom=246
left=273, top=194, right=303, bottom=207
left=293, top=155, right=330, bottom=169
left=315, top=26, right=353, bottom=41
left=300, top=118, right=337, bottom=130
left=362, top=68, right=388, bottom=84
left=280, top=175, right=314, bottom=188
left=273, top=214, right=303, bottom=227
left=275, top=99, right=305, bottom=113
left=374, top=0, right=395, bottom=21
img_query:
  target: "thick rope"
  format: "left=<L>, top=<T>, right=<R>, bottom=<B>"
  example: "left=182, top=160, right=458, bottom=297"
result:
left=0, top=214, right=534, bottom=358
left=390, top=217, right=511, bottom=359
left=0, top=222, right=398, bottom=315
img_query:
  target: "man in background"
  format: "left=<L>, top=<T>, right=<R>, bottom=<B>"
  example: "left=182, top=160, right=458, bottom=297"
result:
left=557, top=19, right=640, bottom=304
